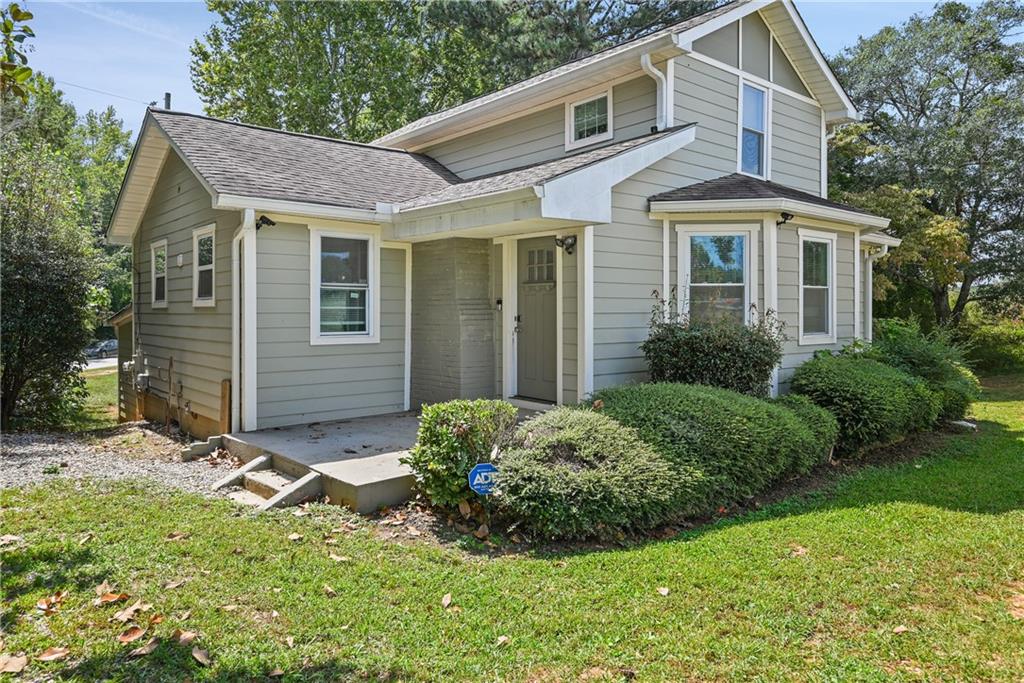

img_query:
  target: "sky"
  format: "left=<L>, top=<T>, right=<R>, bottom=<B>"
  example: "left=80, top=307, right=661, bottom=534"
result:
left=30, top=0, right=949, bottom=135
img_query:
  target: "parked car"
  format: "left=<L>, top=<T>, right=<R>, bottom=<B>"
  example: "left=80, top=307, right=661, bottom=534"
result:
left=85, top=339, right=118, bottom=359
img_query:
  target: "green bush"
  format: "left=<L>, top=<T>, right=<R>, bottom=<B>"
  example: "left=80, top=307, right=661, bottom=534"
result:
left=592, top=383, right=823, bottom=513
left=772, top=394, right=839, bottom=471
left=790, top=355, right=941, bottom=453
left=964, top=321, right=1024, bottom=373
left=641, top=308, right=784, bottom=397
left=494, top=408, right=685, bottom=540
left=401, top=399, right=518, bottom=508
left=866, top=318, right=980, bottom=420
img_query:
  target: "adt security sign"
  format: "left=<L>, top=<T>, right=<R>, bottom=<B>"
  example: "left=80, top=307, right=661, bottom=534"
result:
left=468, top=462, right=498, bottom=496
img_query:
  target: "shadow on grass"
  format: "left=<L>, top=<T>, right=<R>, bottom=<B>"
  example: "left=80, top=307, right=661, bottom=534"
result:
left=0, top=545, right=104, bottom=627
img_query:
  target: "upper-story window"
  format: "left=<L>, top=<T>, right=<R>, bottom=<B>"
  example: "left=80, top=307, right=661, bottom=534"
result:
left=740, top=82, right=767, bottom=177
left=565, top=88, right=613, bottom=150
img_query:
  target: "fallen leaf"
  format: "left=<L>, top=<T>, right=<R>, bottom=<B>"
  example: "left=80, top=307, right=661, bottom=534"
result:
left=177, top=610, right=192, bottom=621
left=268, top=667, right=285, bottom=677
left=94, top=581, right=112, bottom=596
left=287, top=533, right=303, bottom=542
left=128, top=637, right=159, bottom=657
left=36, top=591, right=67, bottom=615
left=78, top=531, right=96, bottom=546
left=191, top=647, right=212, bottom=666
left=0, top=534, right=23, bottom=547
left=118, top=626, right=147, bottom=644
left=163, top=579, right=186, bottom=590
left=441, top=593, right=453, bottom=609
left=173, top=629, right=197, bottom=646
left=36, top=646, right=70, bottom=662
left=220, top=604, right=239, bottom=612
left=149, top=614, right=165, bottom=625
left=328, top=553, right=350, bottom=563
left=473, top=523, right=489, bottom=540
left=0, top=654, right=28, bottom=673
left=789, top=544, right=809, bottom=558
left=292, top=509, right=309, bottom=517
left=285, top=636, right=295, bottom=649
left=657, top=587, right=670, bottom=597
left=592, top=398, right=604, bottom=411
left=892, top=625, right=910, bottom=634
left=165, top=531, right=190, bottom=541
left=93, top=592, right=130, bottom=607
left=496, top=635, right=510, bottom=647
left=458, top=500, right=472, bottom=518
left=324, top=585, right=337, bottom=598
left=111, top=600, right=151, bottom=623
left=406, top=526, right=422, bottom=537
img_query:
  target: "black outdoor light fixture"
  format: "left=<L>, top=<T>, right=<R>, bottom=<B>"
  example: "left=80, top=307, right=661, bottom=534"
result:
left=776, top=212, right=794, bottom=226
left=255, top=214, right=277, bottom=231
left=555, top=235, right=577, bottom=255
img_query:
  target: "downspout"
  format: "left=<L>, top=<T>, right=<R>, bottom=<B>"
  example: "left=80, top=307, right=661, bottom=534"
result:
left=863, top=245, right=888, bottom=342
left=640, top=54, right=668, bottom=130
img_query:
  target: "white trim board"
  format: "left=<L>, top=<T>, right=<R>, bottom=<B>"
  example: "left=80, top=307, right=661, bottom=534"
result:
left=650, top=196, right=890, bottom=229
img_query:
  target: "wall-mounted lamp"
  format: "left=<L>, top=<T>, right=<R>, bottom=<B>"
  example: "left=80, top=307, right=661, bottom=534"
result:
left=776, top=212, right=794, bottom=226
left=555, top=235, right=577, bottom=255
left=496, top=298, right=503, bottom=312
left=255, top=214, right=277, bottom=231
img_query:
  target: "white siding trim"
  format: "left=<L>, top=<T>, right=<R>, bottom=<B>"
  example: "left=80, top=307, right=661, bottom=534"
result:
left=231, top=225, right=243, bottom=432
left=242, top=210, right=257, bottom=431
left=380, top=241, right=412, bottom=411
left=555, top=243, right=564, bottom=405
left=675, top=223, right=760, bottom=323
left=684, top=50, right=820, bottom=108
left=820, top=109, right=828, bottom=198
left=308, top=225, right=382, bottom=346
left=501, top=239, right=517, bottom=398
left=579, top=225, right=594, bottom=399
left=797, top=227, right=838, bottom=346
left=191, top=224, right=216, bottom=308
left=762, top=214, right=780, bottom=395
left=853, top=231, right=862, bottom=339
left=662, top=218, right=671, bottom=321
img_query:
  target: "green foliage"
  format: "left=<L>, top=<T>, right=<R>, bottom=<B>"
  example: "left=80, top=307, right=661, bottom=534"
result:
left=866, top=318, right=980, bottom=420
left=0, top=139, right=99, bottom=429
left=0, top=2, right=34, bottom=101
left=963, top=320, right=1024, bottom=373
left=772, top=394, right=840, bottom=471
left=495, top=408, right=682, bottom=540
left=641, top=299, right=785, bottom=397
left=401, top=399, right=518, bottom=509
left=592, top=383, right=824, bottom=513
left=790, top=355, right=941, bottom=453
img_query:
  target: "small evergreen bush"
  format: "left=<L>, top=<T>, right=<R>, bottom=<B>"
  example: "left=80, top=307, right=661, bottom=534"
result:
left=790, top=354, right=941, bottom=453
left=494, top=408, right=685, bottom=540
left=402, top=399, right=518, bottom=508
left=592, top=383, right=822, bottom=513
left=772, top=394, right=839, bottom=470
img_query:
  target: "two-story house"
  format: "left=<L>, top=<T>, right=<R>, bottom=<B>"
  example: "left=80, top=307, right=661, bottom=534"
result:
left=106, top=0, right=898, bottom=439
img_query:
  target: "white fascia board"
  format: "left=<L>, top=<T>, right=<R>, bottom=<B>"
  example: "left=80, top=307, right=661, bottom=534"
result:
left=540, top=125, right=698, bottom=222
left=213, top=194, right=389, bottom=224
left=104, top=116, right=170, bottom=245
left=861, top=232, right=901, bottom=247
left=649, top=196, right=890, bottom=229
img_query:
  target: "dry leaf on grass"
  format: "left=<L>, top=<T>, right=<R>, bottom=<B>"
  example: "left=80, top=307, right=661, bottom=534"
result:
left=285, top=636, right=295, bottom=649
left=149, top=614, right=165, bottom=625
left=268, top=667, right=285, bottom=677
left=128, top=637, right=159, bottom=657
left=287, top=533, right=303, bottom=542
left=173, top=629, right=197, bottom=646
left=36, top=646, right=70, bottom=662
left=789, top=544, right=809, bottom=558
left=657, top=587, right=670, bottom=597
left=94, top=581, right=112, bottom=596
left=441, top=593, right=453, bottom=609
left=36, top=591, right=67, bottom=615
left=0, top=654, right=28, bottom=673
left=78, top=531, right=96, bottom=545
left=323, top=585, right=337, bottom=598
left=118, top=626, right=147, bottom=644
left=112, top=600, right=151, bottom=623
left=0, top=534, right=23, bottom=547
left=496, top=635, right=510, bottom=647
left=220, top=604, right=239, bottom=612
left=892, top=625, right=910, bottom=634
left=163, top=579, right=186, bottom=590
left=165, top=531, right=190, bottom=541
left=93, top=592, right=130, bottom=607
left=191, top=647, right=212, bottom=666
left=328, top=553, right=350, bottom=563
left=458, top=500, right=472, bottom=519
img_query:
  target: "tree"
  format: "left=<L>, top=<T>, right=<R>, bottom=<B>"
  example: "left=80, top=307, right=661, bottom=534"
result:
left=0, top=2, right=33, bottom=101
left=0, top=139, right=99, bottom=429
left=190, top=0, right=717, bottom=141
left=830, top=0, right=1024, bottom=326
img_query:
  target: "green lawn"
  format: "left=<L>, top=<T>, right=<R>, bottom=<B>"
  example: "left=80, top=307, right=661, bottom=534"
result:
left=64, top=368, right=119, bottom=432
left=2, top=376, right=1022, bottom=681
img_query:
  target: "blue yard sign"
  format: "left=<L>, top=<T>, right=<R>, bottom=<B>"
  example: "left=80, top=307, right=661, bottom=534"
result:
left=468, top=462, right=498, bottom=496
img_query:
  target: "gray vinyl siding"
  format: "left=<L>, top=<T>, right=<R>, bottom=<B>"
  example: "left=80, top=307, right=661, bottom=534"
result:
left=771, top=91, right=821, bottom=195
left=693, top=23, right=738, bottom=67
left=133, top=151, right=234, bottom=422
left=255, top=222, right=407, bottom=428
left=776, top=225, right=856, bottom=388
left=674, top=55, right=741, bottom=182
left=423, top=76, right=656, bottom=180
left=741, top=14, right=772, bottom=80
left=772, top=40, right=810, bottom=96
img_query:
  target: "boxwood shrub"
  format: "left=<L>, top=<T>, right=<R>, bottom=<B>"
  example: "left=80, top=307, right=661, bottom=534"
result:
left=771, top=394, right=839, bottom=472
left=401, top=399, right=518, bottom=508
left=790, top=355, right=941, bottom=453
left=592, top=383, right=824, bottom=513
left=494, top=407, right=687, bottom=540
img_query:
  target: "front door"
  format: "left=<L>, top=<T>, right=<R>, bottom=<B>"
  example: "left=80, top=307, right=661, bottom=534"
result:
left=516, top=237, right=557, bottom=402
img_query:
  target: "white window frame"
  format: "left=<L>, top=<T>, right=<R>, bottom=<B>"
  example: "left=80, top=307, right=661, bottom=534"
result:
left=737, top=80, right=770, bottom=179
left=309, top=226, right=380, bottom=345
left=798, top=227, right=837, bottom=345
left=192, top=224, right=216, bottom=307
left=675, top=224, right=760, bottom=325
left=150, top=239, right=168, bottom=309
left=564, top=87, right=614, bottom=151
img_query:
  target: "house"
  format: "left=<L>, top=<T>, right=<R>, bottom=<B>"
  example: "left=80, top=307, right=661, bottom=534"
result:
left=106, top=0, right=899, bottom=440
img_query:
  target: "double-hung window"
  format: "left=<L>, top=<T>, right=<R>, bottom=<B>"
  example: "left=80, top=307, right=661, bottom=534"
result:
left=310, top=229, right=379, bottom=344
left=565, top=88, right=613, bottom=150
left=192, top=225, right=216, bottom=307
left=151, top=239, right=167, bottom=308
left=740, top=82, right=767, bottom=177
left=678, top=227, right=757, bottom=325
left=799, top=229, right=836, bottom=344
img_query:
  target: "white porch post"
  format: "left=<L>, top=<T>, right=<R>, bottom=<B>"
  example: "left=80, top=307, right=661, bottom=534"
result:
left=578, top=225, right=594, bottom=400
left=864, top=250, right=874, bottom=342
left=762, top=214, right=779, bottom=396
left=241, top=209, right=258, bottom=432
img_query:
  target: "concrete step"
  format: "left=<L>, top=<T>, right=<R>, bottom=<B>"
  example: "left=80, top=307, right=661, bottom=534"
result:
left=243, top=469, right=297, bottom=500
left=226, top=488, right=267, bottom=507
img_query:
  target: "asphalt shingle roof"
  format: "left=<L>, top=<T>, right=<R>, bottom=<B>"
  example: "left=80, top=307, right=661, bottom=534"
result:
left=648, top=173, right=878, bottom=216
left=397, top=124, right=695, bottom=210
left=150, top=110, right=460, bottom=210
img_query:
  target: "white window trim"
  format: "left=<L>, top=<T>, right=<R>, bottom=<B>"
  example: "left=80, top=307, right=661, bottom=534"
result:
left=192, top=224, right=216, bottom=307
left=737, top=80, right=771, bottom=179
left=797, top=227, right=838, bottom=345
left=564, top=87, right=614, bottom=151
left=150, top=238, right=168, bottom=309
left=675, top=224, right=760, bottom=324
left=309, top=226, right=381, bottom=345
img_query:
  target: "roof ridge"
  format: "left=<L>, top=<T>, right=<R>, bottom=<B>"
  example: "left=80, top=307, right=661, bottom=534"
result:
left=148, top=107, right=427, bottom=157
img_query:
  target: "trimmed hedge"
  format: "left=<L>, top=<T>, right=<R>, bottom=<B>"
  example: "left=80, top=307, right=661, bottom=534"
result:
left=592, top=383, right=825, bottom=513
left=964, top=321, right=1024, bottom=373
left=790, top=355, right=941, bottom=453
left=495, top=408, right=685, bottom=540
left=772, top=394, right=839, bottom=471
left=401, top=399, right=518, bottom=508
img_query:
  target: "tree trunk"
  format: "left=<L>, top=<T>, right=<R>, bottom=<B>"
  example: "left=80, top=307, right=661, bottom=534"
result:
left=949, top=276, right=974, bottom=326
left=932, top=287, right=952, bottom=327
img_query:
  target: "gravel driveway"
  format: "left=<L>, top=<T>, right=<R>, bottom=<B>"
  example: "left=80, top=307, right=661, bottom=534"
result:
left=0, top=428, right=236, bottom=494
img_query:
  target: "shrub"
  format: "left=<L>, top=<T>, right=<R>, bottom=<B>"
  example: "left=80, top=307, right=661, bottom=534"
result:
left=494, top=408, right=685, bottom=540
left=790, top=355, right=941, bottom=453
left=641, top=304, right=784, bottom=397
left=592, top=383, right=822, bottom=513
left=772, top=394, right=839, bottom=470
left=964, top=320, right=1024, bottom=373
left=866, top=319, right=980, bottom=420
left=401, top=399, right=518, bottom=509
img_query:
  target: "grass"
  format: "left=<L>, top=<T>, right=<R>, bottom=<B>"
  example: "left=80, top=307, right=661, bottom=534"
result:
left=2, top=375, right=1022, bottom=681
left=63, top=368, right=119, bottom=432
